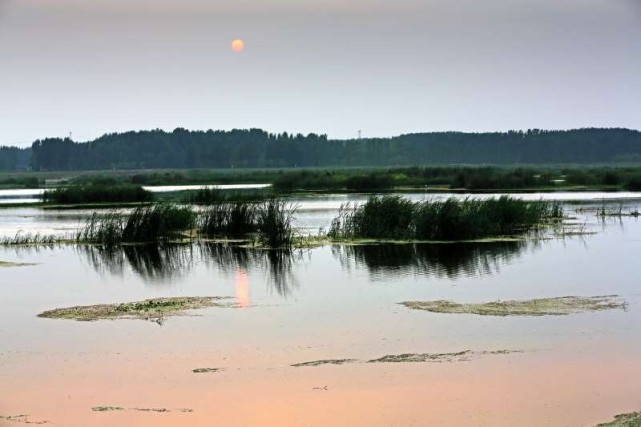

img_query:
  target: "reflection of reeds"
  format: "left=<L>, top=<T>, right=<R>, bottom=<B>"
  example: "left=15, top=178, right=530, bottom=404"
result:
left=332, top=240, right=537, bottom=279
left=329, top=196, right=562, bottom=240
left=77, top=243, right=299, bottom=295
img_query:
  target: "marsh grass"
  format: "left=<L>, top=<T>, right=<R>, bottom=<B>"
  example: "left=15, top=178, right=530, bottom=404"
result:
left=199, top=202, right=258, bottom=238
left=0, top=232, right=58, bottom=246
left=256, top=199, right=297, bottom=248
left=401, top=296, right=626, bottom=316
left=77, top=204, right=196, bottom=244
left=329, top=196, right=563, bottom=241
left=37, top=296, right=235, bottom=322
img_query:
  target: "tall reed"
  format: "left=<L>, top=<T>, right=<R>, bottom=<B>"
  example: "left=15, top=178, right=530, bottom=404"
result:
left=329, top=195, right=562, bottom=241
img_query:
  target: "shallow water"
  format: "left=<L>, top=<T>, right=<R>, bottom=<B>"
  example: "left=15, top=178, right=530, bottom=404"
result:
left=1, top=194, right=640, bottom=426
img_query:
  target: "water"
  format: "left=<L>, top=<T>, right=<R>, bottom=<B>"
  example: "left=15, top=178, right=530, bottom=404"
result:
left=0, top=194, right=640, bottom=426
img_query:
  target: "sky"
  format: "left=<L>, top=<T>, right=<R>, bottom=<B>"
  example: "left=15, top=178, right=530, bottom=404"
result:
left=1, top=0, right=640, bottom=146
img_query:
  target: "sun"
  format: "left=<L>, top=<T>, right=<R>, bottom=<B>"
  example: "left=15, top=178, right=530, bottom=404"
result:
left=231, top=39, right=245, bottom=52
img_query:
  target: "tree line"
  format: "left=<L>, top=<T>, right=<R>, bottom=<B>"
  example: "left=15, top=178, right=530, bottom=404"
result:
left=1, top=127, right=640, bottom=171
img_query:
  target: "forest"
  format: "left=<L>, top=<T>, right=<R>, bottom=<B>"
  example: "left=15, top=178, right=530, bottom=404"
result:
left=1, top=128, right=640, bottom=171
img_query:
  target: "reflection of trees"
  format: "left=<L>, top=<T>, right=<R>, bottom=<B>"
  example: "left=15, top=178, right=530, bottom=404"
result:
left=78, top=243, right=298, bottom=296
left=332, top=241, right=538, bottom=280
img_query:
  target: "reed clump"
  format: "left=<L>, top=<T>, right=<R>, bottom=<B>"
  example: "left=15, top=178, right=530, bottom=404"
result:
left=256, top=199, right=297, bottom=248
left=0, top=232, right=58, bottom=245
left=199, top=202, right=259, bottom=238
left=77, top=204, right=196, bottom=244
left=328, top=195, right=563, bottom=241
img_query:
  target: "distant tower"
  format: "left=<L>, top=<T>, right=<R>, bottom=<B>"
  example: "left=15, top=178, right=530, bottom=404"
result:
left=69, top=132, right=73, bottom=141
left=358, top=130, right=362, bottom=140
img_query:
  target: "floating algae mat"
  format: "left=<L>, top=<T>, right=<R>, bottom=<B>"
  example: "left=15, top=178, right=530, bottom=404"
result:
left=596, top=411, right=641, bottom=427
left=401, top=296, right=626, bottom=317
left=38, top=296, right=236, bottom=322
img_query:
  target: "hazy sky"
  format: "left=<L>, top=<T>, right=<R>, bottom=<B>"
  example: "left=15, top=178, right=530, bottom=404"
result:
left=1, top=0, right=640, bottom=146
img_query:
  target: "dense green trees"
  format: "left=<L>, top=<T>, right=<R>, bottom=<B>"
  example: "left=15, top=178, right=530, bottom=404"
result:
left=0, top=146, right=30, bottom=171
left=3, top=127, right=641, bottom=172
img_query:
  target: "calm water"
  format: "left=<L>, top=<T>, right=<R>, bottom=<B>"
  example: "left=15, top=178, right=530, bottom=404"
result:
left=1, top=194, right=640, bottom=426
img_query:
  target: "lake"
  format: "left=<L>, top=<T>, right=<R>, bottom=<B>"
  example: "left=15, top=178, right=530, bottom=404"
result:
left=1, top=193, right=640, bottom=426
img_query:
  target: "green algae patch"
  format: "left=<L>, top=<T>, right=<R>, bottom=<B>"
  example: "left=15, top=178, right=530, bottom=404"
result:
left=596, top=411, right=641, bottom=426
left=0, top=414, right=48, bottom=424
left=192, top=368, right=223, bottom=374
left=291, top=359, right=358, bottom=367
left=401, top=296, right=626, bottom=317
left=38, top=296, right=235, bottom=322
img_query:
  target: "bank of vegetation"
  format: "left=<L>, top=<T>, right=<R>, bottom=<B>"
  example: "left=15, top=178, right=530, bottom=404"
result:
left=42, top=183, right=153, bottom=204
left=328, top=196, right=562, bottom=241
left=76, top=199, right=297, bottom=248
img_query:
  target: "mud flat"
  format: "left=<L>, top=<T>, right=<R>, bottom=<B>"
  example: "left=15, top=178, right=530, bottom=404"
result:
left=37, top=296, right=236, bottom=322
left=401, top=296, right=626, bottom=317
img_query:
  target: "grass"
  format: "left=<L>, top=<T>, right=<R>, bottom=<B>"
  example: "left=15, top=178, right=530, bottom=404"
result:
left=42, top=183, right=153, bottom=204
left=37, top=296, right=235, bottom=322
left=199, top=202, right=259, bottom=238
left=76, top=204, right=196, bottom=245
left=329, top=195, right=562, bottom=241
left=257, top=199, right=297, bottom=248
left=401, top=296, right=626, bottom=316
left=0, top=232, right=58, bottom=246
left=597, top=411, right=641, bottom=426
left=75, top=200, right=296, bottom=248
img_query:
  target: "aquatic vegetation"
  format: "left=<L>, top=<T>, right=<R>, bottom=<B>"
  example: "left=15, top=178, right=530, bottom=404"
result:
left=597, top=411, right=641, bottom=426
left=329, top=196, right=563, bottom=241
left=401, top=296, right=626, bottom=316
left=76, top=204, right=196, bottom=244
left=199, top=202, right=258, bottom=238
left=256, top=199, right=297, bottom=248
left=42, top=183, right=153, bottom=204
left=291, top=359, right=358, bottom=367
left=0, top=232, right=58, bottom=246
left=37, top=296, right=235, bottom=322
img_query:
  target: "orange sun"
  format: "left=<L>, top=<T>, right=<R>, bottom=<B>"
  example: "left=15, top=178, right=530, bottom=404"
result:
left=231, top=39, right=245, bottom=52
